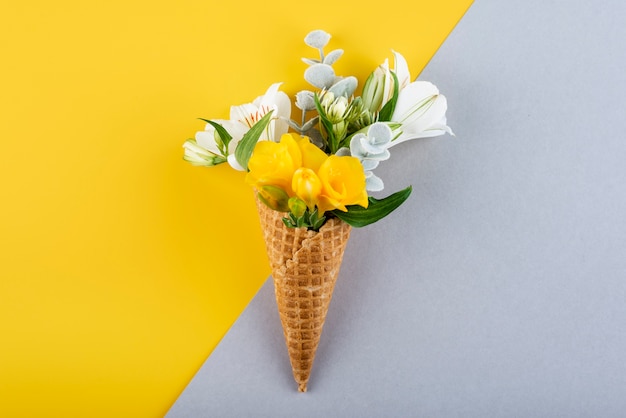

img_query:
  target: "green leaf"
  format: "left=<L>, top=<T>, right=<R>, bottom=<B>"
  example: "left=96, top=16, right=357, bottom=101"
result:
left=314, top=93, right=335, bottom=152
left=312, top=216, right=326, bottom=230
left=234, top=110, right=274, bottom=170
left=378, top=71, right=399, bottom=122
left=331, top=186, right=412, bottom=228
left=198, top=119, right=233, bottom=155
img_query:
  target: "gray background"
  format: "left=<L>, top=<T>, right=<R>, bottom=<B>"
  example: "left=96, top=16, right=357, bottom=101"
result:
left=167, top=0, right=626, bottom=416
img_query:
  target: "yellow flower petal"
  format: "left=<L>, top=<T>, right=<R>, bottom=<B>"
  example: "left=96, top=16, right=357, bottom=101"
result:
left=318, top=155, right=368, bottom=212
left=245, top=135, right=302, bottom=193
left=292, top=167, right=323, bottom=210
left=296, top=135, right=328, bottom=172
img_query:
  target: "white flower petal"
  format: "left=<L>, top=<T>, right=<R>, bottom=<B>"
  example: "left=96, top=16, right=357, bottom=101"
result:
left=227, top=154, right=246, bottom=171
left=392, top=50, right=411, bottom=89
left=195, top=129, right=222, bottom=155
left=248, top=83, right=292, bottom=141
left=254, top=83, right=279, bottom=107
left=272, top=117, right=289, bottom=141
left=399, top=94, right=448, bottom=136
left=230, top=103, right=259, bottom=128
left=379, top=59, right=394, bottom=105
left=388, top=81, right=452, bottom=145
left=391, top=81, right=440, bottom=122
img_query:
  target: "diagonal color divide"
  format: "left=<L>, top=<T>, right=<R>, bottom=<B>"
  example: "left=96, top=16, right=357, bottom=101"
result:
left=0, top=0, right=472, bottom=416
left=169, top=0, right=473, bottom=412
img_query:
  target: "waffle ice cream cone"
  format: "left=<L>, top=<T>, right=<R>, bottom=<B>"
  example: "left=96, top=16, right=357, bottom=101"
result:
left=256, top=198, right=351, bottom=392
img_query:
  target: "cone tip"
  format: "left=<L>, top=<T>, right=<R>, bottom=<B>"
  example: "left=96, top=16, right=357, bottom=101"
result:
left=298, top=383, right=308, bottom=392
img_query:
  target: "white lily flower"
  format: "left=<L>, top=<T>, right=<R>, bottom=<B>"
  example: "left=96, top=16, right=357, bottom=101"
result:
left=391, top=50, right=410, bottom=90
left=233, top=82, right=291, bottom=141
left=388, top=81, right=453, bottom=146
left=194, top=83, right=291, bottom=170
left=195, top=119, right=247, bottom=156
left=362, top=51, right=410, bottom=114
left=361, top=59, right=391, bottom=114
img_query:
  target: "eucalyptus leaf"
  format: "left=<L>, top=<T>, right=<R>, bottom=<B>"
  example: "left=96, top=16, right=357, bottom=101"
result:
left=332, top=186, right=412, bottom=227
left=328, top=76, right=358, bottom=98
left=323, top=49, right=344, bottom=65
left=304, top=63, right=335, bottom=89
left=300, top=116, right=319, bottom=132
left=295, top=90, right=316, bottom=111
left=287, top=119, right=303, bottom=132
left=304, top=30, right=331, bottom=49
left=234, top=110, right=274, bottom=170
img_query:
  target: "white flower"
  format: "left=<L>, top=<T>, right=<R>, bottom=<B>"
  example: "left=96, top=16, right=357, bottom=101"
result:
left=362, top=51, right=410, bottom=114
left=194, top=120, right=247, bottom=156
left=194, top=83, right=291, bottom=170
left=389, top=81, right=453, bottom=146
left=391, top=50, right=410, bottom=91
left=182, top=139, right=225, bottom=167
left=361, top=50, right=452, bottom=146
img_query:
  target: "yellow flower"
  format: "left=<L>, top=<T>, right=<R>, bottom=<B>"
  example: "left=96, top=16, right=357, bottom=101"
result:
left=292, top=167, right=323, bottom=210
left=317, top=155, right=369, bottom=212
left=248, top=134, right=368, bottom=215
left=246, top=134, right=302, bottom=192
left=295, top=135, right=327, bottom=172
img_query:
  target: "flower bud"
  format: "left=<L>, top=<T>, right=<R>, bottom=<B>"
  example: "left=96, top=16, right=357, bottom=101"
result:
left=258, top=185, right=290, bottom=212
left=332, top=120, right=348, bottom=141
left=288, top=197, right=307, bottom=218
left=320, top=91, right=335, bottom=107
left=295, top=90, right=316, bottom=111
left=292, top=167, right=322, bottom=210
left=182, top=139, right=225, bottom=167
left=361, top=69, right=386, bottom=114
left=213, top=129, right=225, bottom=152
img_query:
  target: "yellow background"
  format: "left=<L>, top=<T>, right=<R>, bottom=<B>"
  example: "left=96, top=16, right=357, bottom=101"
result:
left=0, top=1, right=471, bottom=416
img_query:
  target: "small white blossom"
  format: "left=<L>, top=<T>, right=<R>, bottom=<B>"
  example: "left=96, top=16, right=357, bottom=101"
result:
left=195, top=83, right=291, bottom=170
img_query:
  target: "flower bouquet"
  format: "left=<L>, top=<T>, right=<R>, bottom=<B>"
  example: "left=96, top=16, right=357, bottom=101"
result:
left=183, top=30, right=452, bottom=392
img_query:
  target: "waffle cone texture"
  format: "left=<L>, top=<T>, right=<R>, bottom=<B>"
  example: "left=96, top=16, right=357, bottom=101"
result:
left=256, top=198, right=351, bottom=392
